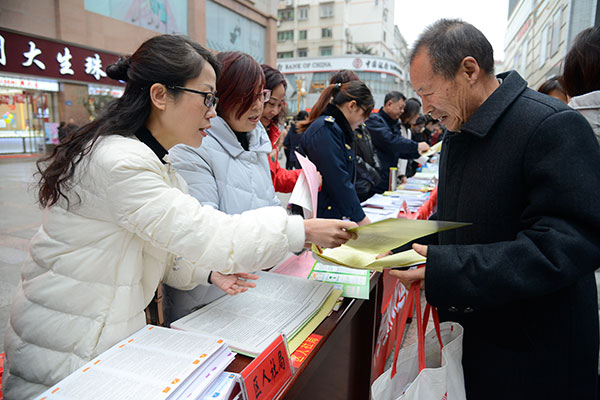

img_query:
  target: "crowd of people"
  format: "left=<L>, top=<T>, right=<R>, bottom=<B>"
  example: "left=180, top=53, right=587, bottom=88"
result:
left=2, top=18, right=600, bottom=400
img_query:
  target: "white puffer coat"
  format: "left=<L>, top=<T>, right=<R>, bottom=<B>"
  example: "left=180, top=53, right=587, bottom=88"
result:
left=569, top=90, right=600, bottom=145
left=569, top=90, right=600, bottom=374
left=164, top=117, right=281, bottom=322
left=169, top=116, right=279, bottom=213
left=2, top=135, right=304, bottom=400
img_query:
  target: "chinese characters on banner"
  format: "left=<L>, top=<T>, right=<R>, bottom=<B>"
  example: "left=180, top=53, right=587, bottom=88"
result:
left=0, top=29, right=123, bottom=86
left=241, top=335, right=293, bottom=400
left=290, top=334, right=322, bottom=368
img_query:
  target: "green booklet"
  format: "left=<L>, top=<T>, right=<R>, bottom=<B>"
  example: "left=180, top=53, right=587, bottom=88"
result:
left=309, top=261, right=371, bottom=299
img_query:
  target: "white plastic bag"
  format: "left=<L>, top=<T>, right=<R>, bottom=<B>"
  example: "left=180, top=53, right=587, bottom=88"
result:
left=371, top=283, right=466, bottom=400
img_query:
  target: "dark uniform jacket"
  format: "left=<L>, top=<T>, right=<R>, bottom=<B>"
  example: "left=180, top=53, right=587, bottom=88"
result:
left=284, top=122, right=301, bottom=169
left=353, top=124, right=381, bottom=202
left=426, top=71, right=600, bottom=399
left=298, top=104, right=365, bottom=222
left=366, top=109, right=420, bottom=193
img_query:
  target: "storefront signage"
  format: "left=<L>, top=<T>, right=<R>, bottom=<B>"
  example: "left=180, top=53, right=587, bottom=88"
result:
left=277, top=56, right=405, bottom=79
left=0, top=29, right=123, bottom=86
left=0, top=74, right=59, bottom=92
left=241, top=335, right=293, bottom=400
left=88, top=85, right=125, bottom=98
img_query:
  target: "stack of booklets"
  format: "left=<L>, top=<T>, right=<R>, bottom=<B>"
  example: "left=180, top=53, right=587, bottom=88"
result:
left=171, top=271, right=334, bottom=357
left=35, top=325, right=236, bottom=400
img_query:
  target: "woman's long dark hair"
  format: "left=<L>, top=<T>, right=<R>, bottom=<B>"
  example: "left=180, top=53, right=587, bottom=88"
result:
left=400, top=98, right=421, bottom=127
left=261, top=64, right=287, bottom=125
left=297, top=80, right=374, bottom=133
left=561, top=25, right=600, bottom=97
left=37, top=35, right=220, bottom=208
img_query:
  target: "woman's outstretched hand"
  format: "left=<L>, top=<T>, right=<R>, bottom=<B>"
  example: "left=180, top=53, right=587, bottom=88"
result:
left=211, top=271, right=259, bottom=295
left=304, top=218, right=358, bottom=248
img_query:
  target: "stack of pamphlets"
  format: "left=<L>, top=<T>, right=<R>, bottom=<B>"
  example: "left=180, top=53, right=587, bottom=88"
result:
left=171, top=271, right=334, bottom=357
left=35, top=325, right=235, bottom=400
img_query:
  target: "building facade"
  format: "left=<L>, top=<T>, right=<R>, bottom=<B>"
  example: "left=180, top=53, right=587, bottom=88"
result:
left=275, top=0, right=411, bottom=113
left=504, top=0, right=599, bottom=90
left=277, top=54, right=407, bottom=112
left=0, top=0, right=278, bottom=154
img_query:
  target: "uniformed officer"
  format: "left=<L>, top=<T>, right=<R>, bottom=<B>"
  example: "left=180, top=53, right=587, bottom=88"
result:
left=297, top=81, right=374, bottom=225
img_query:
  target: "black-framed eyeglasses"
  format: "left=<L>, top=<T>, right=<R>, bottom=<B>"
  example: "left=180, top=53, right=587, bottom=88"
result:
left=167, top=85, right=219, bottom=108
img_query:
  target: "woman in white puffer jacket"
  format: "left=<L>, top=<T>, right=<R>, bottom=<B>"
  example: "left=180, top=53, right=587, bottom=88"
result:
left=2, top=35, right=356, bottom=400
left=562, top=24, right=600, bottom=379
left=165, top=52, right=283, bottom=323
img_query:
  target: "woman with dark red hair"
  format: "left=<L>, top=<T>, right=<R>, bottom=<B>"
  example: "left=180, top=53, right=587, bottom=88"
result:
left=166, top=52, right=289, bottom=322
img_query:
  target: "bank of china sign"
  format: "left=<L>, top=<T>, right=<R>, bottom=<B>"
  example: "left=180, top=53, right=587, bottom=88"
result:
left=276, top=57, right=404, bottom=80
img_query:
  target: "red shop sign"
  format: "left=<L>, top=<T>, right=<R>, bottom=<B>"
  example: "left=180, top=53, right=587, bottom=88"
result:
left=0, top=29, right=124, bottom=86
left=241, top=335, right=293, bottom=400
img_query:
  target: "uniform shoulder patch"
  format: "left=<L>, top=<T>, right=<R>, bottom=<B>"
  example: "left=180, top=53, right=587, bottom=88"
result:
left=324, top=115, right=335, bottom=123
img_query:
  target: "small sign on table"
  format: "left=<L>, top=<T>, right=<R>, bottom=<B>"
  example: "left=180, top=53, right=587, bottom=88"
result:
left=241, top=335, right=293, bottom=400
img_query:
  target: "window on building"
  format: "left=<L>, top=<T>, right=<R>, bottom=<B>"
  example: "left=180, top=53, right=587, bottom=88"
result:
left=320, top=46, right=333, bottom=56
left=298, top=6, right=309, bottom=20
left=277, top=30, right=294, bottom=42
left=278, top=9, right=294, bottom=21
left=513, top=49, right=521, bottom=72
left=320, top=3, right=334, bottom=18
left=298, top=48, right=308, bottom=57
left=322, top=27, right=332, bottom=38
left=520, top=39, right=528, bottom=74
left=383, top=31, right=386, bottom=42
left=299, top=30, right=308, bottom=40
left=278, top=51, right=294, bottom=59
left=549, top=8, right=561, bottom=56
left=383, top=8, right=388, bottom=22
left=539, top=24, right=549, bottom=67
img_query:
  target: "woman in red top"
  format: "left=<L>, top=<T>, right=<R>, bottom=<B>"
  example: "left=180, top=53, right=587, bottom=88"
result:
left=260, top=64, right=303, bottom=193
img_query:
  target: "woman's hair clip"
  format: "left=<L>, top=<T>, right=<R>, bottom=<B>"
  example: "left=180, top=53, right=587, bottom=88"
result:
left=336, top=82, right=342, bottom=88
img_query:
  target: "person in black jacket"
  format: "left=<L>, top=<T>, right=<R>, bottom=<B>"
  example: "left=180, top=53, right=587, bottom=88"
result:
left=392, top=19, right=600, bottom=399
left=366, top=92, right=429, bottom=193
left=283, top=110, right=308, bottom=169
left=329, top=70, right=381, bottom=202
left=297, top=80, right=374, bottom=224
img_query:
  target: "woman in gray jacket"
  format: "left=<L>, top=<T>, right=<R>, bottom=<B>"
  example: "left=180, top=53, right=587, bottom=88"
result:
left=166, top=52, right=282, bottom=323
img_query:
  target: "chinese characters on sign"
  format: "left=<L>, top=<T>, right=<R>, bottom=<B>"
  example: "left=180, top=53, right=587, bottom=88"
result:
left=57, top=47, right=74, bottom=75
left=0, top=35, right=6, bottom=66
left=290, top=334, right=322, bottom=368
left=241, top=335, right=293, bottom=400
left=22, top=41, right=45, bottom=70
left=84, top=54, right=107, bottom=80
left=0, top=30, right=122, bottom=86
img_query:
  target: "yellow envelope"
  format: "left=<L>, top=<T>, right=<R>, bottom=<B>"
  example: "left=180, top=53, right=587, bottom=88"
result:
left=313, top=248, right=426, bottom=272
left=312, top=218, right=469, bottom=271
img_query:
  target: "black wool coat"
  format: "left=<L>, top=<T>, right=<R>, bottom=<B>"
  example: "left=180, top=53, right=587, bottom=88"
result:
left=426, top=71, right=600, bottom=399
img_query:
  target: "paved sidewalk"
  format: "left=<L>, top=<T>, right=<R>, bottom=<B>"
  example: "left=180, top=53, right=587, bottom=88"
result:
left=0, top=157, right=43, bottom=353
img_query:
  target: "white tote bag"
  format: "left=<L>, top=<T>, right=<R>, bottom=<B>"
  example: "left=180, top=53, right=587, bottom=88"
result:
left=371, top=283, right=466, bottom=400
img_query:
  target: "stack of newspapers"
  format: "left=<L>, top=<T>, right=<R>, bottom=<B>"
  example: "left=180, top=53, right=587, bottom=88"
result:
left=35, top=325, right=236, bottom=400
left=172, top=271, right=334, bottom=357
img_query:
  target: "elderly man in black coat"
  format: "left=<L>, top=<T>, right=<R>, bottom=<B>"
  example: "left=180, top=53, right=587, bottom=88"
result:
left=392, top=19, right=600, bottom=399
